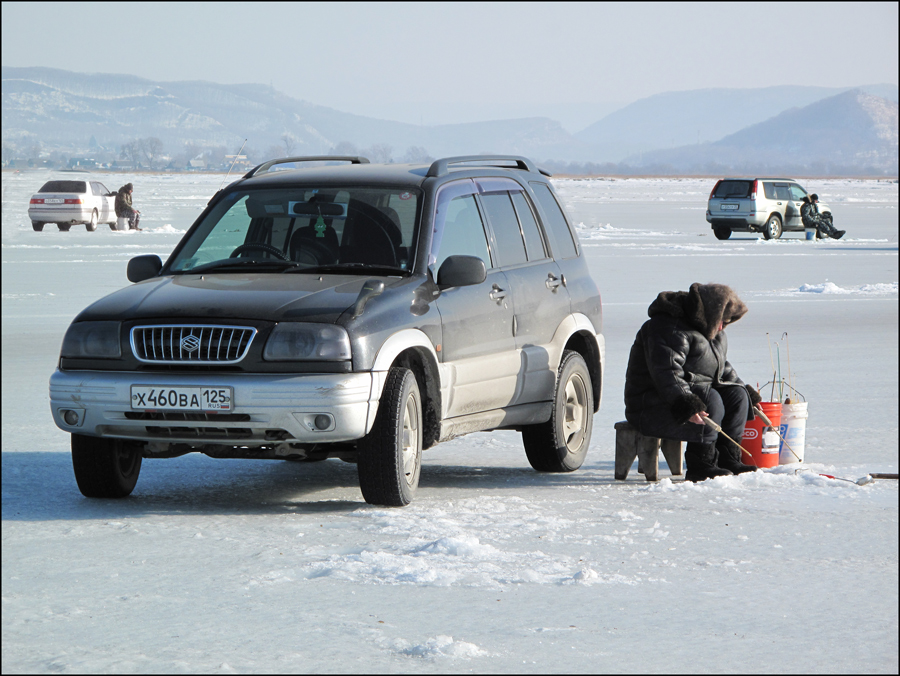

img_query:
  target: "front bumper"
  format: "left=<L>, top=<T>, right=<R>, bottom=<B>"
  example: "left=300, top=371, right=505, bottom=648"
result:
left=50, top=369, right=383, bottom=445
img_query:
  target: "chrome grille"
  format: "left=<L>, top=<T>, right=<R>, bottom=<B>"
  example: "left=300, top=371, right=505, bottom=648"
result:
left=130, top=325, right=257, bottom=364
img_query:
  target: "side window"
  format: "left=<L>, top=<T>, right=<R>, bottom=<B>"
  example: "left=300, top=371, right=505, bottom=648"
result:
left=90, top=182, right=104, bottom=196
left=480, top=192, right=527, bottom=267
left=774, top=184, right=791, bottom=200
left=510, top=191, right=546, bottom=261
left=432, top=194, right=491, bottom=273
left=789, top=184, right=807, bottom=201
left=763, top=182, right=776, bottom=200
left=530, top=183, right=577, bottom=259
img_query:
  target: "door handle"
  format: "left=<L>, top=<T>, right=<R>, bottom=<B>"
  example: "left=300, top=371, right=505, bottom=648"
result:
left=489, top=284, right=507, bottom=302
left=545, top=273, right=561, bottom=291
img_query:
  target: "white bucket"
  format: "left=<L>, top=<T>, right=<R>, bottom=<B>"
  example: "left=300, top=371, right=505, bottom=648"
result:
left=778, top=401, right=808, bottom=464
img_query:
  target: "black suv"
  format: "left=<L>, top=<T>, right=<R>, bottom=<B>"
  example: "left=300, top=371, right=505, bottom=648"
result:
left=50, top=155, right=605, bottom=506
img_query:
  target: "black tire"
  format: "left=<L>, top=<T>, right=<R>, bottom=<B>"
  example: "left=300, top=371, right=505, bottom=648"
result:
left=357, top=366, right=422, bottom=506
left=713, top=227, right=731, bottom=240
left=57, top=223, right=71, bottom=232
left=71, top=433, right=142, bottom=498
left=763, top=214, right=782, bottom=240
left=86, top=210, right=98, bottom=231
left=32, top=221, right=44, bottom=232
left=522, top=350, right=593, bottom=472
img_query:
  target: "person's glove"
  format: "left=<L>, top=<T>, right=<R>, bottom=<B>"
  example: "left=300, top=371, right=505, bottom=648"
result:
left=745, top=384, right=762, bottom=406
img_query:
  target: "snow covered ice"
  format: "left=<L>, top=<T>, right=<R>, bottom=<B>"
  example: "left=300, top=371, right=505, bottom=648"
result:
left=2, top=171, right=897, bottom=673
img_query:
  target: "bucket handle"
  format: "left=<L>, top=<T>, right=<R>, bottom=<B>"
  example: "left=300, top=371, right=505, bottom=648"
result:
left=760, top=381, right=806, bottom=402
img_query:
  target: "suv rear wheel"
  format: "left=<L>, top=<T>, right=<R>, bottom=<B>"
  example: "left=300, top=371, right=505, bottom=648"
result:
left=713, top=227, right=732, bottom=240
left=358, top=366, right=422, bottom=506
left=763, top=214, right=783, bottom=240
left=522, top=350, right=593, bottom=472
left=71, top=434, right=143, bottom=498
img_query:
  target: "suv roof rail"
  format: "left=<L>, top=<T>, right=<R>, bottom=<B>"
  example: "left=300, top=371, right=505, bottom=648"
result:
left=426, top=155, right=551, bottom=178
left=244, top=156, right=370, bottom=179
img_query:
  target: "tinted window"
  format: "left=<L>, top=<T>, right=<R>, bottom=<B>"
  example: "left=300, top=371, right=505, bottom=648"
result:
left=40, top=181, right=86, bottom=193
left=789, top=184, right=807, bottom=200
left=511, top=191, right=546, bottom=261
left=713, top=180, right=752, bottom=198
left=774, top=184, right=791, bottom=200
left=480, top=192, right=527, bottom=267
left=530, top=183, right=577, bottom=259
left=432, top=194, right=491, bottom=272
left=763, top=182, right=776, bottom=199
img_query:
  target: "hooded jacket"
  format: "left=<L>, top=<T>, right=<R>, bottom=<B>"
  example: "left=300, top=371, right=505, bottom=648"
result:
left=624, top=283, right=754, bottom=441
left=115, top=186, right=134, bottom=218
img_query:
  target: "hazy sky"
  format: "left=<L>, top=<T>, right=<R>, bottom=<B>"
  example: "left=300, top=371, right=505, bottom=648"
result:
left=2, top=2, right=897, bottom=130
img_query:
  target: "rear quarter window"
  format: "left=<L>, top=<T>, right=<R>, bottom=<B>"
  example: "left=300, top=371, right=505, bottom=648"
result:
left=530, top=182, right=577, bottom=259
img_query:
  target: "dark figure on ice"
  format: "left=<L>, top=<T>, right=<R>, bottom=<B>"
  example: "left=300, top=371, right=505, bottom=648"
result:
left=624, top=283, right=762, bottom=483
left=801, top=193, right=844, bottom=239
left=115, top=183, right=141, bottom=231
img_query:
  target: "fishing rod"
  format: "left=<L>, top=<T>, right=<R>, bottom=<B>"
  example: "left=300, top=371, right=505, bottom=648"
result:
left=701, top=417, right=754, bottom=460
left=218, top=138, right=248, bottom=192
left=754, top=405, right=802, bottom=462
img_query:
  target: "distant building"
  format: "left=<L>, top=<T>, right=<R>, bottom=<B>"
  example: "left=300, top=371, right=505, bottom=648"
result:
left=223, top=154, right=251, bottom=171
left=68, top=157, right=98, bottom=169
left=186, top=159, right=208, bottom=171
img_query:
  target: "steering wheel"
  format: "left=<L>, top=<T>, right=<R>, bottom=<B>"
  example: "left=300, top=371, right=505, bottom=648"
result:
left=229, top=243, right=288, bottom=260
left=348, top=202, right=400, bottom=266
left=292, top=237, right=339, bottom=266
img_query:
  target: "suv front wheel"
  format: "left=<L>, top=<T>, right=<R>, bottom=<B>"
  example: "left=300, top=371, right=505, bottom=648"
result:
left=522, top=350, right=593, bottom=472
left=358, top=366, right=423, bottom=506
left=71, top=434, right=143, bottom=498
left=763, top=214, right=783, bottom=240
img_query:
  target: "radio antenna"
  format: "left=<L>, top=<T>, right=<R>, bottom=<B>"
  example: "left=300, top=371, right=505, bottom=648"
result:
left=219, top=139, right=247, bottom=191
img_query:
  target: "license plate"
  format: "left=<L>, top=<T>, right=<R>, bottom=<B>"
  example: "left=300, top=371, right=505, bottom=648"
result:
left=131, top=385, right=233, bottom=411
left=45, top=198, right=63, bottom=204
left=720, top=204, right=739, bottom=210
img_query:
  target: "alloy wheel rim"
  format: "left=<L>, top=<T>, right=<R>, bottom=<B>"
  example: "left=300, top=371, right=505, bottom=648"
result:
left=401, top=394, right=421, bottom=487
left=562, top=373, right=587, bottom=451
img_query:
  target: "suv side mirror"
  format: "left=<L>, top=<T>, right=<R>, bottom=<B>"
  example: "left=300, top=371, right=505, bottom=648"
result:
left=437, top=255, right=486, bottom=289
left=127, top=255, right=162, bottom=283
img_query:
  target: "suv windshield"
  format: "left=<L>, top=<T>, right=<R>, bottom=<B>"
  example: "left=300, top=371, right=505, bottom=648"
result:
left=713, top=180, right=752, bottom=199
left=168, top=186, right=421, bottom=274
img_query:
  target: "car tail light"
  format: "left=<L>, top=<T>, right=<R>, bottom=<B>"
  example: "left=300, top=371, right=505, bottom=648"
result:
left=709, top=181, right=721, bottom=200
left=30, top=198, right=44, bottom=204
left=64, top=198, right=83, bottom=204
left=750, top=180, right=758, bottom=200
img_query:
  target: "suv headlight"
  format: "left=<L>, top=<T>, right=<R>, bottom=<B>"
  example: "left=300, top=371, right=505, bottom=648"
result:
left=263, top=323, right=351, bottom=361
left=60, top=321, right=122, bottom=358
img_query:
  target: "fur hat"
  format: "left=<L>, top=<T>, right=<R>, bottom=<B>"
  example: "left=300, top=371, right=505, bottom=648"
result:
left=648, top=283, right=747, bottom=340
left=810, top=193, right=818, bottom=201
left=125, top=183, right=133, bottom=191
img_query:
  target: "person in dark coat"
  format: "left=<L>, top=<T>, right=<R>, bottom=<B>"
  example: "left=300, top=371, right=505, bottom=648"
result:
left=624, top=283, right=762, bottom=482
left=115, top=183, right=141, bottom=230
left=801, top=194, right=844, bottom=239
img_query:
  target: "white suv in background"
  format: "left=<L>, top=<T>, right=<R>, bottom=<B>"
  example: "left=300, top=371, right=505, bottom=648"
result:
left=706, top=178, right=831, bottom=240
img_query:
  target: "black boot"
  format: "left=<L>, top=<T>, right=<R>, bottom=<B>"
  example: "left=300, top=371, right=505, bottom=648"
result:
left=833, top=230, right=845, bottom=239
left=716, top=440, right=757, bottom=474
left=684, top=443, right=734, bottom=483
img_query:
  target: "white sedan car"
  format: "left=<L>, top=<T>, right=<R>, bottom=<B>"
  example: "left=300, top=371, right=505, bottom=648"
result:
left=29, top=179, right=118, bottom=232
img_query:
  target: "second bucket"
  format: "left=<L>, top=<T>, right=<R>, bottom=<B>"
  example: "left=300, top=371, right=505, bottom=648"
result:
left=778, top=401, right=808, bottom=464
left=743, top=402, right=782, bottom=468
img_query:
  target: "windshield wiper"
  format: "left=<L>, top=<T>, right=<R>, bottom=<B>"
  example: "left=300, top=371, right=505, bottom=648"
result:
left=284, top=263, right=407, bottom=276
left=178, top=259, right=302, bottom=274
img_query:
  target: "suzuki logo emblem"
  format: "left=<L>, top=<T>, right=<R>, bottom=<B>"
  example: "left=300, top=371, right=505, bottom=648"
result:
left=181, top=334, right=201, bottom=353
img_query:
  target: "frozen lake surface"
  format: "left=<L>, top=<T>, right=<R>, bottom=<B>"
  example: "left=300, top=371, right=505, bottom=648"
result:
left=2, top=171, right=897, bottom=673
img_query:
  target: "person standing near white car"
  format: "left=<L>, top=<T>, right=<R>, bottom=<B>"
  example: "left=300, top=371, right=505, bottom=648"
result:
left=114, top=183, right=141, bottom=230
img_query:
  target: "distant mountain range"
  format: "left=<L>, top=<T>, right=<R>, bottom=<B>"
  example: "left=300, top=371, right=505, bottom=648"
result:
left=630, top=90, right=898, bottom=174
left=2, top=66, right=897, bottom=174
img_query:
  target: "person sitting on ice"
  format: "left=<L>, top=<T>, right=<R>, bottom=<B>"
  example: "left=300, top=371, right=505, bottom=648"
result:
left=114, top=183, right=141, bottom=231
left=624, top=283, right=762, bottom=482
left=801, top=193, right=844, bottom=240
